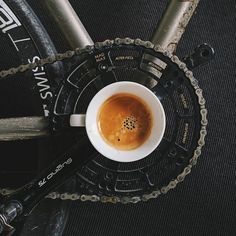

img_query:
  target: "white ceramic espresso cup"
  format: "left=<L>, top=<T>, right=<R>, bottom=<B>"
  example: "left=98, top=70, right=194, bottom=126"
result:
left=70, top=81, right=166, bottom=162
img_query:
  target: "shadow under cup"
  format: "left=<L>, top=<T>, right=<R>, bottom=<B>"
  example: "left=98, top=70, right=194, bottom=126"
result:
left=70, top=82, right=166, bottom=162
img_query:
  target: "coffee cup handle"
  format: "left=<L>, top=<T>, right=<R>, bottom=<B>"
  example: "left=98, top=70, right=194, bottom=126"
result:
left=70, top=114, right=86, bottom=127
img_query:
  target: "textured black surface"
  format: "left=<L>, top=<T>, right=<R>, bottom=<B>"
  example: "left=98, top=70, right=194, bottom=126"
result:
left=15, top=0, right=236, bottom=235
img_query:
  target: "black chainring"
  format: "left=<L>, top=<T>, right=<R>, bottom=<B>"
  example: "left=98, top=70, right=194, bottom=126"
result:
left=51, top=43, right=202, bottom=198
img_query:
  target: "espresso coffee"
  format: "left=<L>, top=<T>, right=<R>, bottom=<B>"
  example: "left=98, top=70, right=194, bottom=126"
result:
left=97, top=93, right=153, bottom=150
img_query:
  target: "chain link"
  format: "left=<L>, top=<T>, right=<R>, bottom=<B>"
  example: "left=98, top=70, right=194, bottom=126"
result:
left=0, top=38, right=207, bottom=204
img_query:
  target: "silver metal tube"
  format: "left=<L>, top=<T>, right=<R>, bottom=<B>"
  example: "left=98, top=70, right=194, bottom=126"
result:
left=0, top=117, right=49, bottom=141
left=45, top=0, right=94, bottom=49
left=151, top=0, right=200, bottom=53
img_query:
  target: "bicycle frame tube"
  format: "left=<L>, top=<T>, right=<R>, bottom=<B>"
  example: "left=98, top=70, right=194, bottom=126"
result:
left=45, top=0, right=94, bottom=48
left=45, top=0, right=199, bottom=52
left=0, top=117, right=49, bottom=141
left=151, top=0, right=200, bottom=53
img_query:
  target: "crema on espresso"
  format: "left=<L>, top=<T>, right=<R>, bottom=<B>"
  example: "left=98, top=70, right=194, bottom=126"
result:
left=97, top=93, right=153, bottom=150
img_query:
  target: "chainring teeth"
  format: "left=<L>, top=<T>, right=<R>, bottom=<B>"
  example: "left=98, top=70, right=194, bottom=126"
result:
left=0, top=38, right=207, bottom=204
left=49, top=39, right=207, bottom=202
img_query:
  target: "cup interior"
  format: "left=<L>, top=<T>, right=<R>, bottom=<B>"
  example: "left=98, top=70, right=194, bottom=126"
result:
left=85, top=82, right=166, bottom=162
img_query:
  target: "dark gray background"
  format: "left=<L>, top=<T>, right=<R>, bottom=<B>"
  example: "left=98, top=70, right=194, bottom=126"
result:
left=24, top=0, right=235, bottom=235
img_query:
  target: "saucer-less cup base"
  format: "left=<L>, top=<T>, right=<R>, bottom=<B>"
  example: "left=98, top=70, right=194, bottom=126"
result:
left=72, top=82, right=166, bottom=163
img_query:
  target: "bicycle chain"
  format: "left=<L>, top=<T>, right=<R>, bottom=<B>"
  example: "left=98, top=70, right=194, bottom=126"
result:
left=0, top=38, right=207, bottom=203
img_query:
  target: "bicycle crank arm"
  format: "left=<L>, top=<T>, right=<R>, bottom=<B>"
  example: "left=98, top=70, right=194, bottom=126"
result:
left=182, top=43, right=215, bottom=69
left=0, top=136, right=98, bottom=235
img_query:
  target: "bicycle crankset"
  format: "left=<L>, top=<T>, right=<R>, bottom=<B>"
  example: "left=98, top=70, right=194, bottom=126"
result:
left=0, top=38, right=214, bottom=235
left=50, top=39, right=210, bottom=202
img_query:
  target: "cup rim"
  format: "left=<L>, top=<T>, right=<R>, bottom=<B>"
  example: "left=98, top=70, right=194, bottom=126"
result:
left=85, top=81, right=166, bottom=162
